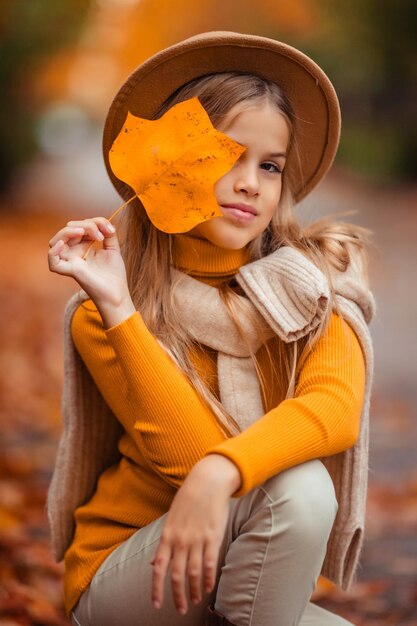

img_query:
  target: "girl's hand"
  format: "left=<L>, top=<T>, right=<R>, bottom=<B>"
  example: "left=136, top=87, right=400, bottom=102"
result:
left=48, top=217, right=135, bottom=327
left=151, top=454, right=241, bottom=615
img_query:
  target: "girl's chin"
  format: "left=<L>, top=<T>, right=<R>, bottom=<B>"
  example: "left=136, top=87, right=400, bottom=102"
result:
left=203, top=233, right=251, bottom=250
left=187, top=220, right=257, bottom=250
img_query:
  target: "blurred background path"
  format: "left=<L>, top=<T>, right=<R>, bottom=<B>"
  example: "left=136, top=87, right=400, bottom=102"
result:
left=1, top=1, right=416, bottom=624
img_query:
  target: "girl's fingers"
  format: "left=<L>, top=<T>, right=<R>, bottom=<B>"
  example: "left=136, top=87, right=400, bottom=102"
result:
left=151, top=542, right=171, bottom=610
left=203, top=541, right=220, bottom=594
left=169, top=545, right=189, bottom=614
left=48, top=226, right=86, bottom=248
left=48, top=240, right=73, bottom=275
left=72, top=217, right=116, bottom=242
left=81, top=226, right=120, bottom=261
left=66, top=217, right=115, bottom=235
left=101, top=229, right=121, bottom=252
left=48, top=218, right=115, bottom=248
left=187, top=544, right=203, bottom=605
left=48, top=239, right=64, bottom=259
left=151, top=539, right=192, bottom=615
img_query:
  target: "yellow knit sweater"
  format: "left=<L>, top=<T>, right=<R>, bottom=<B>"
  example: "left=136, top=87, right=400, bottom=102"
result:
left=64, top=235, right=365, bottom=612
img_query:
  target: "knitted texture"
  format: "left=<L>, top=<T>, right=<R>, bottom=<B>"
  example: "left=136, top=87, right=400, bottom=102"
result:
left=171, top=245, right=374, bottom=588
left=47, top=244, right=374, bottom=593
left=47, top=292, right=124, bottom=558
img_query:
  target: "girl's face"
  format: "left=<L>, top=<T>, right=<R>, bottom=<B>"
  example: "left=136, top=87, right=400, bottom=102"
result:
left=188, top=101, right=290, bottom=249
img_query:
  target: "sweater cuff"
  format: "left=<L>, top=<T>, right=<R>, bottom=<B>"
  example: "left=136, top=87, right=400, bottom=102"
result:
left=104, top=311, right=155, bottom=354
left=104, top=310, right=141, bottom=334
left=104, top=311, right=172, bottom=371
left=205, top=444, right=256, bottom=498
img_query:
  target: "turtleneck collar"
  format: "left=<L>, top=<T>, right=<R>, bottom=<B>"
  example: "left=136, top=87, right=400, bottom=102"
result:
left=172, top=234, right=251, bottom=286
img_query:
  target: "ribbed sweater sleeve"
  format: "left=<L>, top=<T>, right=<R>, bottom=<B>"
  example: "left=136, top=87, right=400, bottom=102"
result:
left=210, top=315, right=366, bottom=496
left=73, top=301, right=365, bottom=498
left=71, top=301, right=226, bottom=488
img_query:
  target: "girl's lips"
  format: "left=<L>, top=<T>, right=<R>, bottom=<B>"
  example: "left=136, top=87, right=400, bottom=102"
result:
left=221, top=203, right=258, bottom=222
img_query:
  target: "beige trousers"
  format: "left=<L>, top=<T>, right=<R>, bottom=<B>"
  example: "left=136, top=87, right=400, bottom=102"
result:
left=71, top=460, right=354, bottom=626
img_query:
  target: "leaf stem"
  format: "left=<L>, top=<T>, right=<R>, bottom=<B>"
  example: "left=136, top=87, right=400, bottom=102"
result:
left=82, top=194, right=138, bottom=260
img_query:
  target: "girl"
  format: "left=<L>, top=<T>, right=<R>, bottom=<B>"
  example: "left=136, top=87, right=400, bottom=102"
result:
left=47, top=32, right=374, bottom=626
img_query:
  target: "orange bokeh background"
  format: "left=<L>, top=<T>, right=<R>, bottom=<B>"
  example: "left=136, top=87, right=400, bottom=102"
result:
left=1, top=2, right=416, bottom=624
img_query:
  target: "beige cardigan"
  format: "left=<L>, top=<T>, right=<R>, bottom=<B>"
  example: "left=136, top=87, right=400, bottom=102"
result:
left=47, top=245, right=374, bottom=590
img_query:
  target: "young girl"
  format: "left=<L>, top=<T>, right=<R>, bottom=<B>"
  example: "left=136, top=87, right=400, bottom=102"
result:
left=47, top=32, right=374, bottom=626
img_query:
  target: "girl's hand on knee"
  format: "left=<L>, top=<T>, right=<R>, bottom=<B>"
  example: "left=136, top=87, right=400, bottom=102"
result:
left=48, top=217, right=135, bottom=327
left=151, top=454, right=241, bottom=615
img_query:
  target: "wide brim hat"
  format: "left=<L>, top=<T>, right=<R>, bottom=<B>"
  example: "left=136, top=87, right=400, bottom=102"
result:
left=103, top=31, right=341, bottom=204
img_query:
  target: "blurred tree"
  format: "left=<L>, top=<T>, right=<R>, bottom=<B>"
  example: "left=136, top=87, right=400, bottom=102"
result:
left=0, top=0, right=90, bottom=193
left=35, top=0, right=319, bottom=119
left=3, top=0, right=416, bottom=189
left=303, top=0, right=417, bottom=181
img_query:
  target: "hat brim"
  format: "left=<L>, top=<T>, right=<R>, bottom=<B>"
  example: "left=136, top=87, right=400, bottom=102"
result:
left=103, top=31, right=341, bottom=204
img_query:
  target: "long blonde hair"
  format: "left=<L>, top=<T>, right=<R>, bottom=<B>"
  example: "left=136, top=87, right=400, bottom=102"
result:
left=118, top=72, right=371, bottom=436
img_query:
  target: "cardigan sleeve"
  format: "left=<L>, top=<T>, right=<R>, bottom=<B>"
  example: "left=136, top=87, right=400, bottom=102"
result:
left=71, top=300, right=226, bottom=488
left=208, top=314, right=366, bottom=496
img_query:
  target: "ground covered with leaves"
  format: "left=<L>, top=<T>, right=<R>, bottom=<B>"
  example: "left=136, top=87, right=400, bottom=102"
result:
left=0, top=209, right=416, bottom=625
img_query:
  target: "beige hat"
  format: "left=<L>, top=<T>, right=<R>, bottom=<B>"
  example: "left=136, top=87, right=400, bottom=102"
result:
left=103, top=31, right=341, bottom=204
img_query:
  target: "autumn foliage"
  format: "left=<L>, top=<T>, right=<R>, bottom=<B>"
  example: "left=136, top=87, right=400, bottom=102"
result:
left=1, top=0, right=417, bottom=624
left=1, top=201, right=417, bottom=624
left=109, top=98, right=245, bottom=233
left=0, top=213, right=74, bottom=625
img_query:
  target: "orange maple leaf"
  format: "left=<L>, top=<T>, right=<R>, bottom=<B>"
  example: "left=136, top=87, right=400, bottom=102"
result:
left=108, top=97, right=246, bottom=233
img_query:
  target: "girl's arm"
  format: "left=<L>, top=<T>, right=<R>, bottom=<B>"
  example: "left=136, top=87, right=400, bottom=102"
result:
left=151, top=452, right=240, bottom=614
left=49, top=219, right=365, bottom=615
left=50, top=219, right=364, bottom=497
left=73, top=302, right=242, bottom=614
left=48, top=217, right=136, bottom=326
left=49, top=218, right=229, bottom=487
left=73, top=289, right=365, bottom=617
left=150, top=314, right=365, bottom=614
left=73, top=295, right=364, bottom=498
left=71, top=300, right=228, bottom=486
left=49, top=219, right=240, bottom=615
left=208, top=313, right=366, bottom=496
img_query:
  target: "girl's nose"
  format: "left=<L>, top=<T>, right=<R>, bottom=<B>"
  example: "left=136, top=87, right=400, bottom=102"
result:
left=233, top=164, right=259, bottom=196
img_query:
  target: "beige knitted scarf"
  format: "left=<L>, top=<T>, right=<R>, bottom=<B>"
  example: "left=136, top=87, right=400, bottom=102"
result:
left=47, top=245, right=374, bottom=591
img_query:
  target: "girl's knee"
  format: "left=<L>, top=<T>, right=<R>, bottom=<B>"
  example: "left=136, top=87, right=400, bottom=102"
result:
left=262, top=460, right=338, bottom=541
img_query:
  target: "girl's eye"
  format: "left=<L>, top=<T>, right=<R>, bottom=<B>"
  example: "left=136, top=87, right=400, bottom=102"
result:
left=260, top=162, right=282, bottom=174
